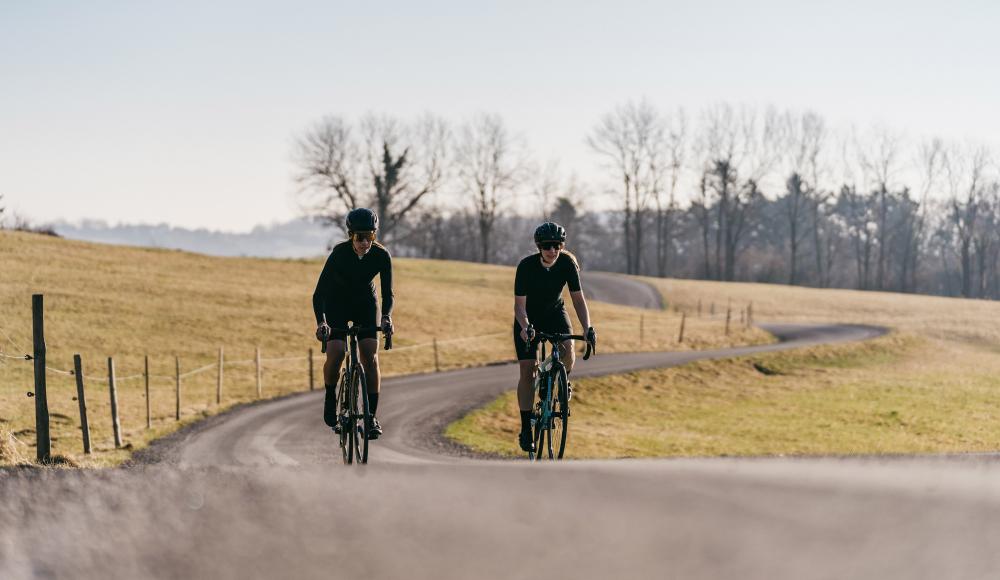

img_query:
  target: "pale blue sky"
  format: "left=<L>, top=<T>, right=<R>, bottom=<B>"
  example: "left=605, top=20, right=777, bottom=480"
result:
left=2, top=1, right=997, bottom=230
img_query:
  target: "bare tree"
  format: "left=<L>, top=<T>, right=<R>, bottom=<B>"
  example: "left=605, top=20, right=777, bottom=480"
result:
left=781, top=110, right=826, bottom=285
left=294, top=112, right=449, bottom=241
left=695, top=104, right=781, bottom=281
left=944, top=144, right=991, bottom=297
left=587, top=100, right=666, bottom=275
left=456, top=113, right=525, bottom=263
left=855, top=126, right=903, bottom=290
left=905, top=138, right=945, bottom=292
left=653, top=108, right=687, bottom=277
left=529, top=158, right=562, bottom=221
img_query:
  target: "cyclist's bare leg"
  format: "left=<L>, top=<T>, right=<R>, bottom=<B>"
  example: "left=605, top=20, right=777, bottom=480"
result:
left=323, top=340, right=346, bottom=386
left=358, top=338, right=380, bottom=394
left=517, top=360, right=537, bottom=411
left=559, top=339, right=576, bottom=375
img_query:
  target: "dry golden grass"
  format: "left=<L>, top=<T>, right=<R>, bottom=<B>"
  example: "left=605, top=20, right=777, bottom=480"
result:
left=449, top=275, right=1000, bottom=458
left=647, top=276, right=1000, bottom=346
left=0, top=230, right=763, bottom=466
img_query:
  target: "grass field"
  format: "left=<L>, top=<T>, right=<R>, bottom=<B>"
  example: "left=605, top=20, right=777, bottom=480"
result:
left=448, top=276, right=1000, bottom=457
left=0, top=230, right=765, bottom=466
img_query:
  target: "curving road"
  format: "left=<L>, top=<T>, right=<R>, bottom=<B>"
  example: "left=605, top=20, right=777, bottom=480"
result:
left=3, top=274, right=998, bottom=580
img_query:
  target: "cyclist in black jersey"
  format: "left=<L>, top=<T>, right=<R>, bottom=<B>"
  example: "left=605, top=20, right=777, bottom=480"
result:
left=513, top=222, right=597, bottom=453
left=313, top=208, right=394, bottom=439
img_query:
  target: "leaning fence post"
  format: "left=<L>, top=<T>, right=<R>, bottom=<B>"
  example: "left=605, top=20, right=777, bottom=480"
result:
left=725, top=307, right=732, bottom=336
left=308, top=348, right=315, bottom=391
left=31, top=294, right=51, bottom=462
left=217, top=347, right=224, bottom=404
left=433, top=337, right=441, bottom=373
left=678, top=312, right=687, bottom=344
left=144, top=355, right=151, bottom=429
left=73, top=354, right=91, bottom=454
left=107, top=357, right=122, bottom=448
left=255, top=346, right=262, bottom=398
left=175, top=356, right=181, bottom=421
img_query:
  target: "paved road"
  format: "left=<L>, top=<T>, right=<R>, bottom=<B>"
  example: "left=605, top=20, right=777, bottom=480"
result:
left=583, top=270, right=665, bottom=309
left=3, top=275, right=997, bottom=580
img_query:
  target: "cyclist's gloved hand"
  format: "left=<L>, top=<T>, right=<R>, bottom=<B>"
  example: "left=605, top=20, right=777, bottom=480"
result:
left=316, top=322, right=331, bottom=342
left=381, top=315, right=394, bottom=335
left=586, top=326, right=597, bottom=349
left=520, top=323, right=535, bottom=344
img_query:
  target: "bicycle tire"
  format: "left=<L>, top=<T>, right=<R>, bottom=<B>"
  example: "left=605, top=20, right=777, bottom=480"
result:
left=554, top=365, right=569, bottom=459
left=533, top=372, right=553, bottom=460
left=357, top=367, right=370, bottom=464
left=338, top=371, right=350, bottom=464
left=347, top=367, right=360, bottom=464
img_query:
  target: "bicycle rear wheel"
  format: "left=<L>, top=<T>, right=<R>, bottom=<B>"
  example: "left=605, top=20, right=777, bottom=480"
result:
left=553, top=365, right=570, bottom=459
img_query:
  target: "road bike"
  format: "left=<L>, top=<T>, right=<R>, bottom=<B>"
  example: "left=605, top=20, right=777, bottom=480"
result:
left=321, top=322, right=392, bottom=465
left=525, top=330, right=593, bottom=460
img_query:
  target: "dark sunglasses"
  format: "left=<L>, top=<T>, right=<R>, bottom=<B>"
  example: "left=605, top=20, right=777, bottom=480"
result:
left=538, top=242, right=563, bottom=251
left=351, top=231, right=376, bottom=242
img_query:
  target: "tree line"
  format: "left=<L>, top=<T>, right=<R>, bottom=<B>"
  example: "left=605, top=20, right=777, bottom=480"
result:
left=294, top=103, right=1000, bottom=300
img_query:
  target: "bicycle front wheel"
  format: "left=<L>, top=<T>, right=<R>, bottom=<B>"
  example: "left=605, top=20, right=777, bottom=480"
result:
left=338, top=373, right=351, bottom=464
left=357, top=368, right=370, bottom=464
left=347, top=367, right=363, bottom=464
left=553, top=365, right=570, bottom=459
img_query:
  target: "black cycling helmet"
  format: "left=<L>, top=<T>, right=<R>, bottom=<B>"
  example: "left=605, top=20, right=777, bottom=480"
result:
left=346, top=208, right=378, bottom=232
left=534, top=222, right=566, bottom=244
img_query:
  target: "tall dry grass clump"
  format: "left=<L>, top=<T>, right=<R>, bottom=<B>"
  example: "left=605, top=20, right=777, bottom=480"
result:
left=0, top=427, right=28, bottom=465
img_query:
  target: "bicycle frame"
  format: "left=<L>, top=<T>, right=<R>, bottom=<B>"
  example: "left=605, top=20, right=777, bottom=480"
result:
left=527, top=331, right=590, bottom=460
left=320, top=323, right=391, bottom=465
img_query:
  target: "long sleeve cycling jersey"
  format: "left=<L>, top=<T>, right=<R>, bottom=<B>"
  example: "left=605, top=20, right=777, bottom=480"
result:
left=312, top=241, right=394, bottom=325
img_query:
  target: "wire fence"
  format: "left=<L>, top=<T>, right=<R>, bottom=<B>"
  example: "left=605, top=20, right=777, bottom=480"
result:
left=2, top=296, right=756, bottom=462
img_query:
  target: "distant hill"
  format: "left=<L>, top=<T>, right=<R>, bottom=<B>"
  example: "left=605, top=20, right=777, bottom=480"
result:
left=53, top=218, right=332, bottom=258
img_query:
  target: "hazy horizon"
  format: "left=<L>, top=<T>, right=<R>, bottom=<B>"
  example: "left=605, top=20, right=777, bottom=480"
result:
left=3, top=0, right=998, bottom=231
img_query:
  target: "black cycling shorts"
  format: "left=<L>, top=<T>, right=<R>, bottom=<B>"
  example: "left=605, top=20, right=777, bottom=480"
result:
left=513, top=309, right=571, bottom=361
left=326, top=299, right=378, bottom=341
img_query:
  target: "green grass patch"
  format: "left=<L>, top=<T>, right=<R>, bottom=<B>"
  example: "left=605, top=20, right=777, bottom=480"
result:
left=448, top=333, right=1000, bottom=457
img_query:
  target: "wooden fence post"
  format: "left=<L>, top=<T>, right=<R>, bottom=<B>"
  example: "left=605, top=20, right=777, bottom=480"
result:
left=678, top=312, right=686, bottom=344
left=144, top=355, right=151, bottom=429
left=217, top=347, right=224, bottom=404
left=697, top=299, right=702, bottom=317
left=725, top=307, right=732, bottom=335
left=740, top=309, right=745, bottom=326
left=639, top=314, right=645, bottom=346
left=747, top=302, right=754, bottom=327
left=255, top=346, right=262, bottom=398
left=710, top=302, right=715, bottom=316
left=31, top=294, right=50, bottom=463
left=175, top=356, right=181, bottom=421
left=73, top=354, right=91, bottom=454
left=433, top=338, right=441, bottom=373
left=107, top=357, right=122, bottom=448
left=308, top=348, right=314, bottom=391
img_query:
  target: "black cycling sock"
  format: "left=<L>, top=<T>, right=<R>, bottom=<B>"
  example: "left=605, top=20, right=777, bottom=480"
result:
left=520, top=410, right=532, bottom=433
left=369, top=392, right=379, bottom=415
